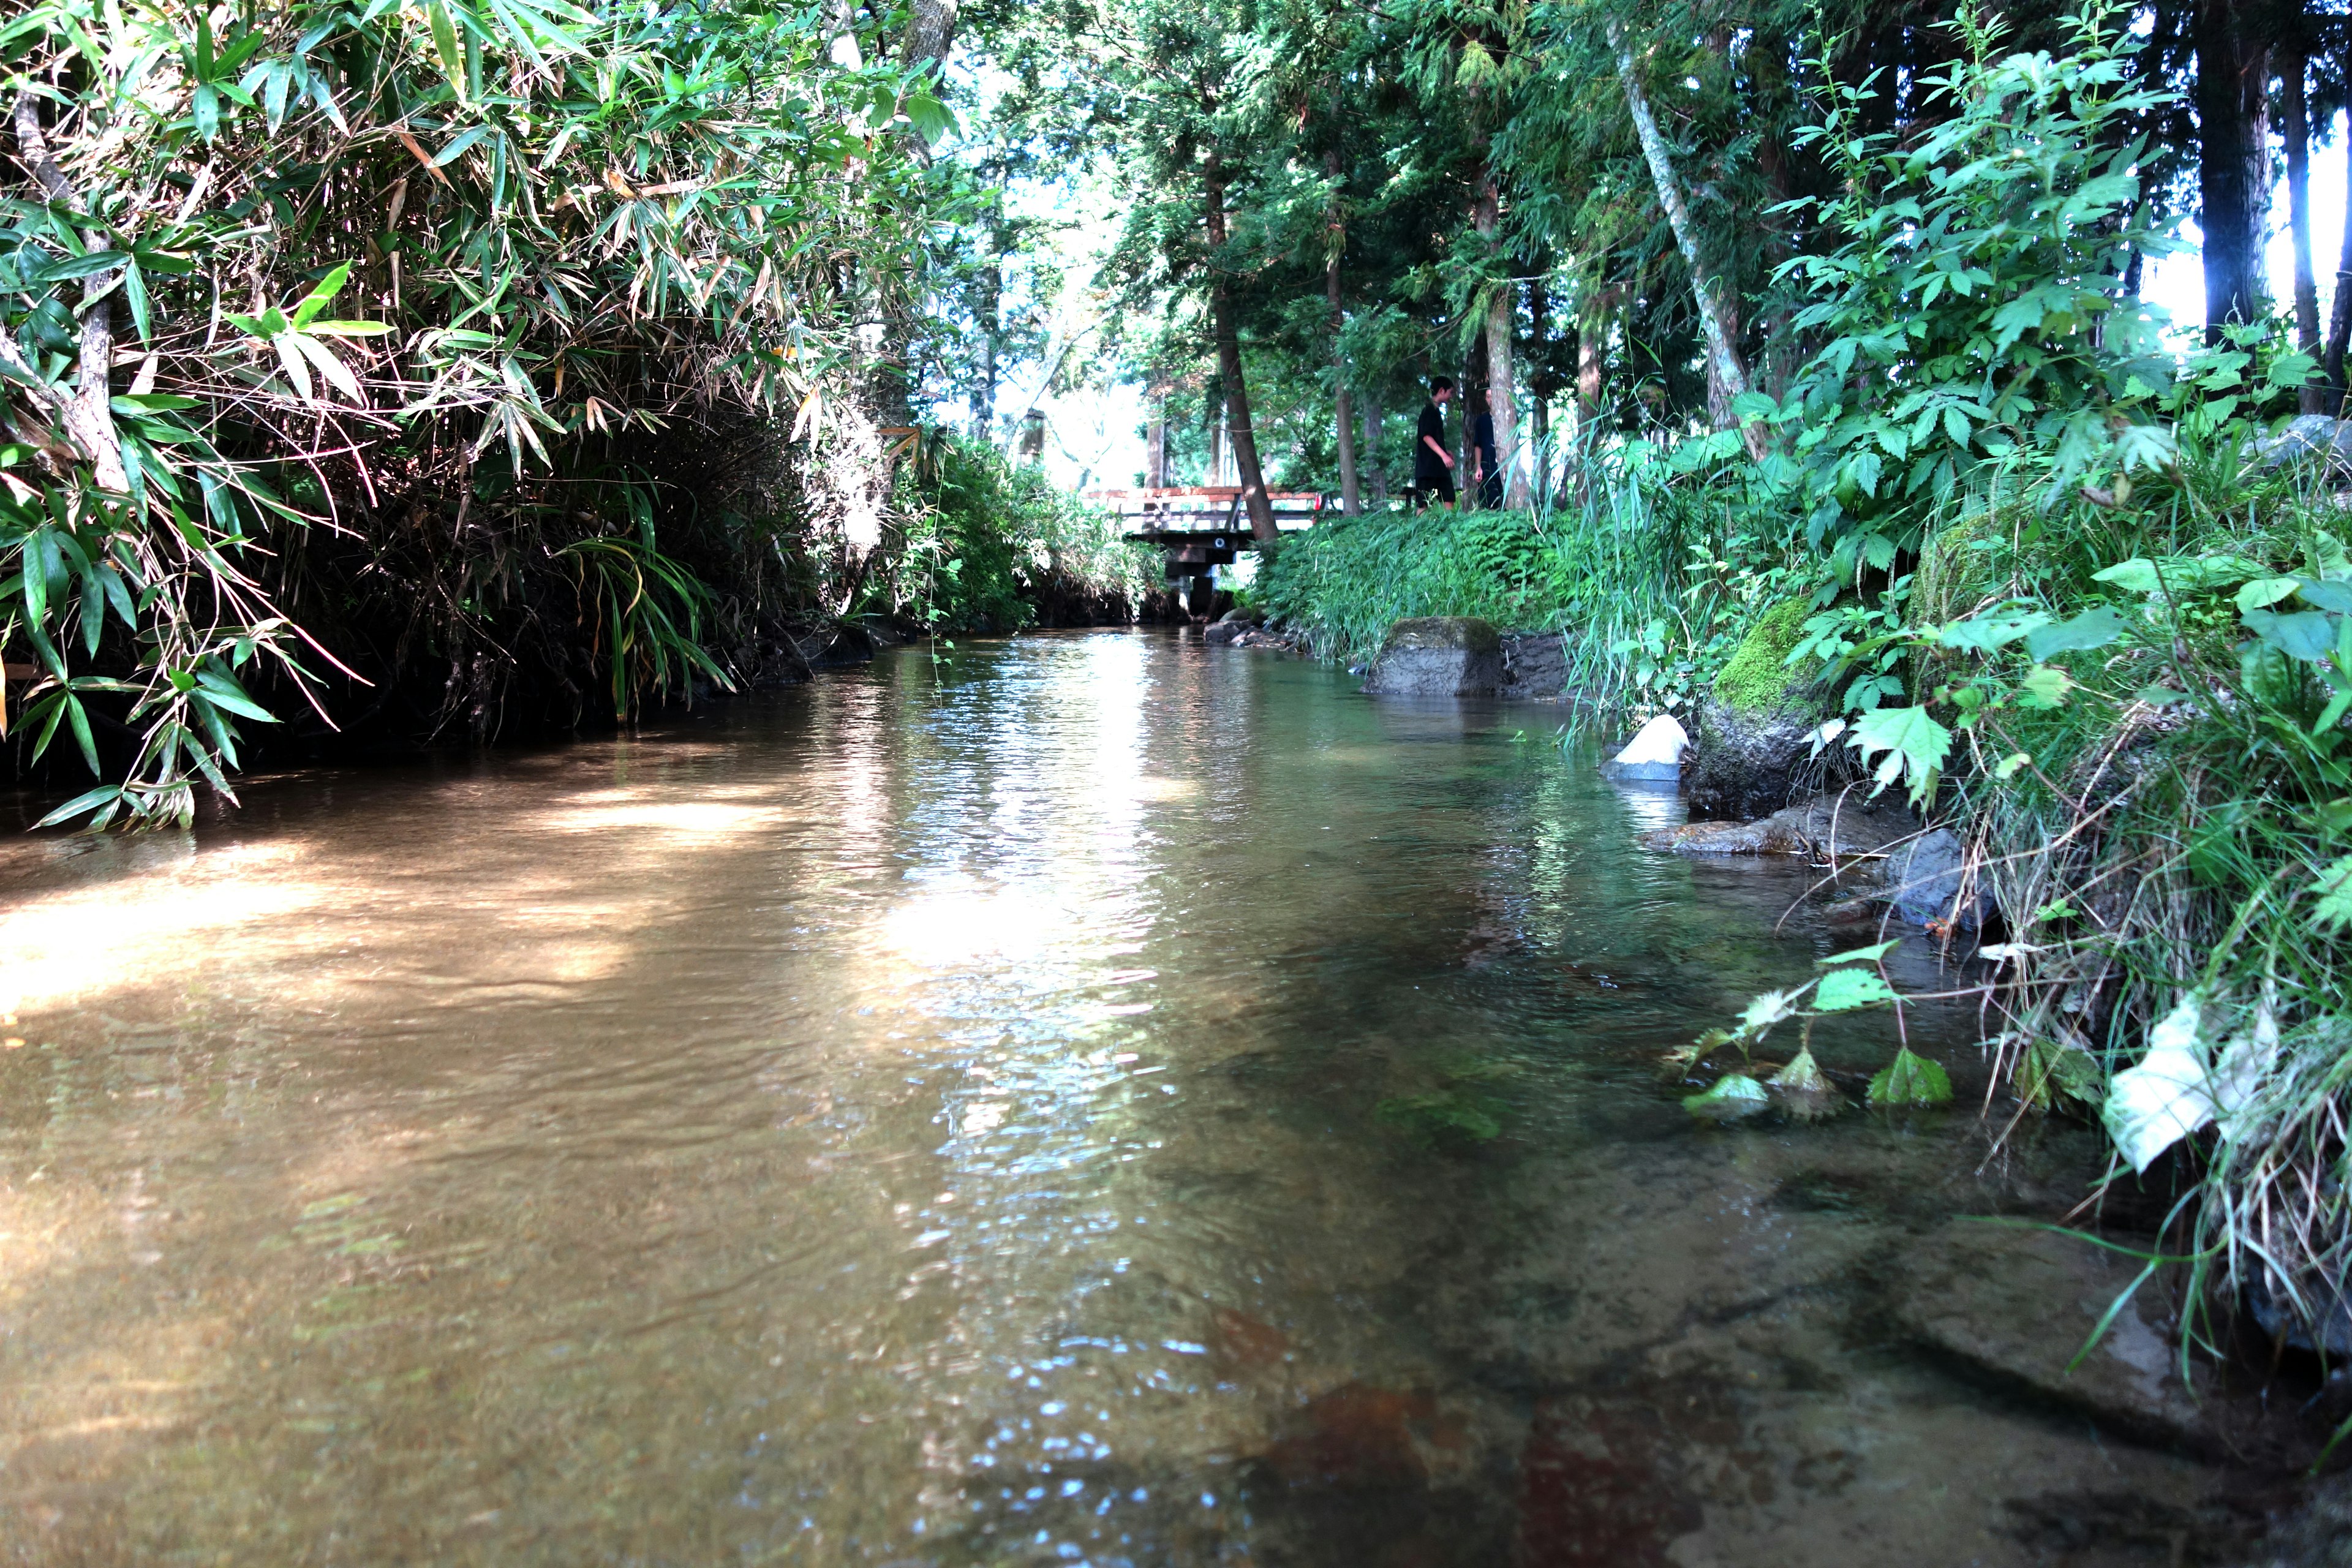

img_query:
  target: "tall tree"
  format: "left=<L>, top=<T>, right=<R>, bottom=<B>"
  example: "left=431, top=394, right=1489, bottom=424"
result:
left=2283, top=28, right=2324, bottom=411
left=2197, top=0, right=2273, bottom=335
left=1325, top=145, right=1363, bottom=514
left=1202, top=148, right=1278, bottom=540
left=1608, top=18, right=1767, bottom=460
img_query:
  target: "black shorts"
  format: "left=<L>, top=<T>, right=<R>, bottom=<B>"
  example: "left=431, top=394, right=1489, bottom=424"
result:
left=1411, top=472, right=1455, bottom=506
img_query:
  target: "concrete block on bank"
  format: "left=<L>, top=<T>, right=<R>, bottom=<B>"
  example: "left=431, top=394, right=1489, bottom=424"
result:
left=1362, top=617, right=1504, bottom=697
left=1600, top=714, right=1687, bottom=782
left=1500, top=631, right=1570, bottom=699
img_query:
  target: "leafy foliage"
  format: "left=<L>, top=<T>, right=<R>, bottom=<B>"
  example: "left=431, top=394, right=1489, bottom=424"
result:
left=2, top=0, right=951, bottom=821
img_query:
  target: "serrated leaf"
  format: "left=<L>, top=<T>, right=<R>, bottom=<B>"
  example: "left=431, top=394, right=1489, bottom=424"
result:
left=2017, top=665, right=2075, bottom=708
left=1813, top=968, right=1900, bottom=1012
left=2312, top=854, right=2352, bottom=932
left=1684, top=1072, right=1771, bottom=1120
left=1868, top=1047, right=1954, bottom=1107
left=1736, top=989, right=1799, bottom=1039
left=1846, top=704, right=1951, bottom=805
left=1770, top=1047, right=1830, bottom=1093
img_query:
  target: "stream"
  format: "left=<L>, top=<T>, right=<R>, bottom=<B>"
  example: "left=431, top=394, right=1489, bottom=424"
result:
left=0, top=630, right=2248, bottom=1565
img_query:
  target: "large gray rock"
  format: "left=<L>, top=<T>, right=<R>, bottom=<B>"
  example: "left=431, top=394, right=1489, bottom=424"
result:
left=1362, top=617, right=1504, bottom=697
left=1882, top=826, right=1991, bottom=929
left=2255, top=414, right=2352, bottom=475
left=1499, top=631, right=1569, bottom=699
left=1682, top=698, right=1822, bottom=819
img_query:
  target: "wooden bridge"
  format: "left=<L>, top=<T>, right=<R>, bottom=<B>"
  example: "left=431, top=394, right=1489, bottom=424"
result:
left=1085, top=487, right=1324, bottom=615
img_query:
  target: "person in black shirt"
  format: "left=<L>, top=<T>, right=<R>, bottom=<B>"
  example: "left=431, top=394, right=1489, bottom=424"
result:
left=1469, top=389, right=1501, bottom=509
left=1412, top=377, right=1457, bottom=510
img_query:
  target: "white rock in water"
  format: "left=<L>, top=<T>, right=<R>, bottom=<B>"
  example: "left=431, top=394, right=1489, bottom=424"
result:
left=1605, top=714, right=1687, bottom=781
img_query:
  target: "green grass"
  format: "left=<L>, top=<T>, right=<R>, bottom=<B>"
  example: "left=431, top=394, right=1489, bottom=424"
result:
left=1257, top=443, right=1771, bottom=720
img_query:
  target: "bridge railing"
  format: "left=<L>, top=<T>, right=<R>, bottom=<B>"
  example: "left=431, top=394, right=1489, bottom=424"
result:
left=1085, top=487, right=1322, bottom=541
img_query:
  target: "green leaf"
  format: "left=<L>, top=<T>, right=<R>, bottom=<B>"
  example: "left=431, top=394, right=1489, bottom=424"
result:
left=34, top=784, right=124, bottom=829
left=1736, top=989, right=1799, bottom=1039
left=32, top=250, right=130, bottom=283
left=1813, top=968, right=1900, bottom=1012
left=426, top=0, right=466, bottom=97
left=290, top=263, right=352, bottom=330
left=434, top=126, right=491, bottom=167
left=1770, top=1047, right=1830, bottom=1094
left=1937, top=607, right=2049, bottom=654
left=1819, top=939, right=1899, bottom=967
left=2024, top=606, right=2128, bottom=661
left=1684, top=1072, right=1771, bottom=1120
left=1868, top=1047, right=1953, bottom=1107
left=2237, top=577, right=2303, bottom=612
left=2016, top=665, right=2075, bottom=708
left=2312, top=854, right=2352, bottom=933
left=1845, top=704, right=1951, bottom=805
left=2244, top=608, right=2337, bottom=663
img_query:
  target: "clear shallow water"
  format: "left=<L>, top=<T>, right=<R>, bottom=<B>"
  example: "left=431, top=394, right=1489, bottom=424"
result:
left=0, top=631, right=2230, bottom=1565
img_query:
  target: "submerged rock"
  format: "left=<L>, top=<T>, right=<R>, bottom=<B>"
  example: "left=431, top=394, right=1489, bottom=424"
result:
left=1888, top=1224, right=2221, bottom=1455
left=1600, top=714, right=1687, bottom=783
left=1362, top=617, right=1504, bottom=697
left=1499, top=631, right=1569, bottom=699
left=1649, top=794, right=1917, bottom=859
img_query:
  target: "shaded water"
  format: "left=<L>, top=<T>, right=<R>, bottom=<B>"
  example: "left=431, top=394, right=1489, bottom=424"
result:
left=0, top=631, right=2238, bottom=1565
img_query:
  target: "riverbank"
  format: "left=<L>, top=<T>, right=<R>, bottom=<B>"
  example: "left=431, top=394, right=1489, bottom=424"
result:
left=1250, top=466, right=2352, bottom=1500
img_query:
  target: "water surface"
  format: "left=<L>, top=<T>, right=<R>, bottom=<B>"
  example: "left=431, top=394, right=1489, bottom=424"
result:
left=0, top=631, right=2231, bottom=1564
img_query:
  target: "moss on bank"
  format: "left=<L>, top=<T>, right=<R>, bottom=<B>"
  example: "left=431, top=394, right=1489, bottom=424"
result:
left=1709, top=598, right=1820, bottom=715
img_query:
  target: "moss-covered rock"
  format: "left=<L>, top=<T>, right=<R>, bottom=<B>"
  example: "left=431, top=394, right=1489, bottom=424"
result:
left=1684, top=600, right=1833, bottom=819
left=1711, top=598, right=1819, bottom=715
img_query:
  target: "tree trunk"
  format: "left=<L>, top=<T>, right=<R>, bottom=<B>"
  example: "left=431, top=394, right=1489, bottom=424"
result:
left=1528, top=272, right=1551, bottom=447
left=973, top=247, right=1001, bottom=442
left=1608, top=19, right=1766, bottom=461
left=1461, top=335, right=1483, bottom=494
left=1470, top=172, right=1527, bottom=508
left=1203, top=159, right=1276, bottom=543
left=2196, top=0, right=2271, bottom=337
left=2286, top=47, right=2324, bottom=412
left=11, top=92, right=126, bottom=492
left=2329, top=60, right=2352, bottom=407
left=1147, top=417, right=1167, bottom=486
left=900, top=0, right=959, bottom=76
left=1324, top=149, right=1361, bottom=515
